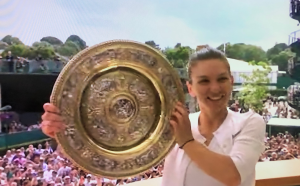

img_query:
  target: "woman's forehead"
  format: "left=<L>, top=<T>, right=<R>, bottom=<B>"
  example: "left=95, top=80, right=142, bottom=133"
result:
left=191, top=59, right=230, bottom=76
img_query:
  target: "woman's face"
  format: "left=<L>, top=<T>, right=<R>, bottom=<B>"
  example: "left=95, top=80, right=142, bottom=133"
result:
left=187, top=59, right=233, bottom=113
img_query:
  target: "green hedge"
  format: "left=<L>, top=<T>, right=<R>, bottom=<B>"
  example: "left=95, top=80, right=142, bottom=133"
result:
left=268, top=89, right=287, bottom=97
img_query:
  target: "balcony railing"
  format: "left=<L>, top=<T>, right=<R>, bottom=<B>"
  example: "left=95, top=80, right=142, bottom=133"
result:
left=126, top=160, right=300, bottom=186
left=288, top=30, right=300, bottom=45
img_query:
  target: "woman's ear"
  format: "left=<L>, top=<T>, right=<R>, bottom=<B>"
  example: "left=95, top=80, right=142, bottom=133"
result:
left=186, top=81, right=196, bottom=97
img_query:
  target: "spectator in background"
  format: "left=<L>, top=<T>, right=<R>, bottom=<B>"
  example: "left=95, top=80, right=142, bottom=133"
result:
left=5, top=51, right=14, bottom=73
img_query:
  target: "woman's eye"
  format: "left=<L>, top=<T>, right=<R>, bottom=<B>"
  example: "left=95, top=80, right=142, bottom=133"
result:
left=219, top=77, right=228, bottom=81
left=198, top=80, right=209, bottom=84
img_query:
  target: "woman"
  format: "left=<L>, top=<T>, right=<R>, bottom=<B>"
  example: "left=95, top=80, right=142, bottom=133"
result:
left=41, top=47, right=265, bottom=186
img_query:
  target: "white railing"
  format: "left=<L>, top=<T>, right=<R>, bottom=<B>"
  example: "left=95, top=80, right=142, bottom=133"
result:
left=289, top=30, right=300, bottom=45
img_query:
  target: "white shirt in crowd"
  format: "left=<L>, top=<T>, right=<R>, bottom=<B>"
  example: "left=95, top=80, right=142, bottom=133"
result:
left=43, top=169, right=53, bottom=182
left=161, top=110, right=266, bottom=186
left=103, top=178, right=117, bottom=185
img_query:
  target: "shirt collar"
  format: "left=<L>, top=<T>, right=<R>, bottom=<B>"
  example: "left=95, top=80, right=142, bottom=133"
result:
left=190, top=110, right=244, bottom=151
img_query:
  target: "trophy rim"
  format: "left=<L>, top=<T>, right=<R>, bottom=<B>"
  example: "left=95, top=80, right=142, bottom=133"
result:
left=50, top=39, right=185, bottom=178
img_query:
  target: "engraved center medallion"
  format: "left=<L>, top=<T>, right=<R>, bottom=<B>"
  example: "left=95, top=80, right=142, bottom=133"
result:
left=80, top=68, right=161, bottom=150
left=110, top=98, right=135, bottom=120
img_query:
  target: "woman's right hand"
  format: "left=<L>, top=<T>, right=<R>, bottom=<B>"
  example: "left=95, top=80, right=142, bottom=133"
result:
left=41, top=103, right=66, bottom=138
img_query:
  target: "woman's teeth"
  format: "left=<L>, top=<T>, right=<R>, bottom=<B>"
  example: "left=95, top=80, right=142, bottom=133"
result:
left=208, top=95, right=224, bottom=101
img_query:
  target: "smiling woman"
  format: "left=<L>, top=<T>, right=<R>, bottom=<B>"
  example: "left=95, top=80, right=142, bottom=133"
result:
left=186, top=48, right=232, bottom=113
left=164, top=47, right=266, bottom=186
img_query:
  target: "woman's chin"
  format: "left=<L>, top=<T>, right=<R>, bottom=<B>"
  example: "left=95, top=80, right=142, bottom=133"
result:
left=208, top=99, right=226, bottom=107
left=202, top=101, right=227, bottom=111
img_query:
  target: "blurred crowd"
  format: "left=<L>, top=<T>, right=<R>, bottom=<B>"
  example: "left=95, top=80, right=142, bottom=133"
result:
left=0, top=141, right=163, bottom=186
left=262, top=99, right=299, bottom=122
left=229, top=97, right=300, bottom=122
left=0, top=96, right=299, bottom=185
left=3, top=121, right=40, bottom=134
left=1, top=131, right=300, bottom=186
left=261, top=131, right=300, bottom=161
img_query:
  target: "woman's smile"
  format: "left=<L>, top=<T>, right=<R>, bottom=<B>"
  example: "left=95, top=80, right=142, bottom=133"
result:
left=207, top=94, right=225, bottom=101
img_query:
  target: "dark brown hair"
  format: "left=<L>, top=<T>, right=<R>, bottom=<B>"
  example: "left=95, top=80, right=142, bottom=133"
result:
left=187, top=47, right=230, bottom=83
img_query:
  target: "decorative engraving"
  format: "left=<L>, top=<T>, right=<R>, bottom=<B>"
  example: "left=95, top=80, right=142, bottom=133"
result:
left=110, top=99, right=135, bottom=119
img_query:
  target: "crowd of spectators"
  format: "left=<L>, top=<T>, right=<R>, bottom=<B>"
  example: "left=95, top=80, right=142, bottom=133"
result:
left=2, top=121, right=40, bottom=134
left=262, top=99, right=299, bottom=122
left=0, top=141, right=163, bottom=186
left=261, top=131, right=300, bottom=161
left=0, top=97, right=299, bottom=185
left=229, top=97, right=300, bottom=122
left=1, top=131, right=299, bottom=186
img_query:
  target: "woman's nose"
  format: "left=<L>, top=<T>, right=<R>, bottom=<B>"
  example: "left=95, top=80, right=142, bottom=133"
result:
left=209, top=81, right=222, bottom=93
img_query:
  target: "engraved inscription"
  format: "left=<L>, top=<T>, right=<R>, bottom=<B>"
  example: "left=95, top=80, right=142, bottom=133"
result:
left=93, top=48, right=157, bottom=67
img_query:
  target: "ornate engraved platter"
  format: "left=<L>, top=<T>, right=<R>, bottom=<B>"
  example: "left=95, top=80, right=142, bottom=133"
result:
left=50, top=40, right=185, bottom=178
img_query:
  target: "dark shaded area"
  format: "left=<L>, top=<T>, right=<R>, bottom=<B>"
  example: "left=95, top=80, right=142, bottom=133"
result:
left=19, top=112, right=43, bottom=126
left=290, top=0, right=300, bottom=22
left=289, top=38, right=300, bottom=83
left=0, top=60, right=63, bottom=74
left=0, top=73, right=58, bottom=112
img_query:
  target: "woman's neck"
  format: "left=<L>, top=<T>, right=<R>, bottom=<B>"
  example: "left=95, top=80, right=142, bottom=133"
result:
left=199, top=107, right=228, bottom=132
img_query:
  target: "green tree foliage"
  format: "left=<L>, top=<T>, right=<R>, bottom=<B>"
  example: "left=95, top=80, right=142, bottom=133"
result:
left=56, top=41, right=81, bottom=56
left=2, top=41, right=55, bottom=60
left=0, top=35, right=87, bottom=60
left=1, top=34, right=296, bottom=75
left=238, top=61, right=272, bottom=113
left=31, top=42, right=56, bottom=59
left=145, top=41, right=161, bottom=50
left=1, top=35, right=23, bottom=45
left=40, top=36, right=63, bottom=45
left=65, top=35, right=86, bottom=50
left=164, top=45, right=192, bottom=68
left=217, top=43, right=267, bottom=62
left=2, top=44, right=28, bottom=57
left=0, top=41, right=9, bottom=50
left=266, top=43, right=294, bottom=71
left=32, top=41, right=53, bottom=48
left=266, top=43, right=288, bottom=59
left=269, top=49, right=295, bottom=71
left=216, top=42, right=296, bottom=72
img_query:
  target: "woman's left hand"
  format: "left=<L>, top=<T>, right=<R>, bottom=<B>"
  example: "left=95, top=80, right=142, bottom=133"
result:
left=170, top=101, right=194, bottom=147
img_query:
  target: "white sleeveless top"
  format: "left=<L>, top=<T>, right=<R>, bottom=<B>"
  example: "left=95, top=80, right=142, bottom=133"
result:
left=161, top=110, right=266, bottom=186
